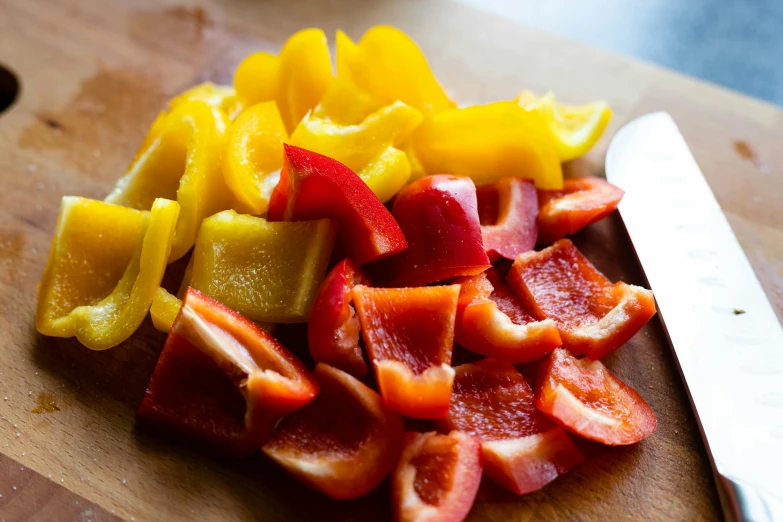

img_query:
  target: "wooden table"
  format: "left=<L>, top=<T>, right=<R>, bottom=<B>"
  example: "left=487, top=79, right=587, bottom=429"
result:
left=0, top=0, right=781, bottom=520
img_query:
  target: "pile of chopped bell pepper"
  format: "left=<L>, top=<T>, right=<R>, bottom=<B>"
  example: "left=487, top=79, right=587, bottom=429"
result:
left=36, top=25, right=657, bottom=522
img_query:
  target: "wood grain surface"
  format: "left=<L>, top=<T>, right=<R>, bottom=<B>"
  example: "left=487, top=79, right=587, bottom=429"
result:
left=0, top=0, right=781, bottom=520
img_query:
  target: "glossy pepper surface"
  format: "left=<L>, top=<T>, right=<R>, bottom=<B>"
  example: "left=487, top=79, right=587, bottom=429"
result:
left=437, top=358, right=583, bottom=495
left=454, top=269, right=561, bottom=363
left=413, top=102, right=563, bottom=190
left=268, top=144, right=407, bottom=266
left=234, top=28, right=333, bottom=133
left=507, top=239, right=656, bottom=359
left=477, top=177, right=539, bottom=261
left=379, top=175, right=490, bottom=287
left=536, top=348, right=657, bottom=445
left=186, top=210, right=337, bottom=323
left=307, top=259, right=371, bottom=378
left=336, top=26, right=455, bottom=116
left=537, top=177, right=624, bottom=245
left=392, top=431, right=482, bottom=522
left=169, top=82, right=243, bottom=120
left=150, top=287, right=181, bottom=333
left=352, top=285, right=460, bottom=419
left=36, top=197, right=179, bottom=350
left=263, top=363, right=404, bottom=499
left=137, top=288, right=318, bottom=457
left=105, top=100, right=231, bottom=262
left=223, top=101, right=288, bottom=215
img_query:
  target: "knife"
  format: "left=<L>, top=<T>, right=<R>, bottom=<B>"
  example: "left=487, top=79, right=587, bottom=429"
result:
left=605, top=112, right=783, bottom=522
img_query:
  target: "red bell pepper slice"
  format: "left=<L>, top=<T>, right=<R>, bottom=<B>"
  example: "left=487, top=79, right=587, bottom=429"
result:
left=436, top=358, right=583, bottom=495
left=262, top=363, right=404, bottom=499
left=352, top=285, right=459, bottom=419
left=537, top=177, right=624, bottom=244
left=307, top=258, right=371, bottom=377
left=392, top=431, right=482, bottom=522
left=137, top=288, right=318, bottom=457
left=477, top=177, right=538, bottom=261
left=268, top=144, right=407, bottom=265
left=507, top=239, right=656, bottom=360
left=535, top=348, right=657, bottom=445
left=454, top=268, right=562, bottom=363
left=377, top=175, right=490, bottom=287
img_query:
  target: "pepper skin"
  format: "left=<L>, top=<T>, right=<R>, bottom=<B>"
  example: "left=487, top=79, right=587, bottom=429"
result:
left=478, top=177, right=539, bottom=261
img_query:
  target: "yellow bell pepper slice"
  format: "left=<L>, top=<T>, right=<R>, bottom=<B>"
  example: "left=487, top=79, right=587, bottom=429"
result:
left=223, top=101, right=288, bottom=215
left=150, top=287, right=182, bottom=332
left=170, top=82, right=244, bottom=120
left=185, top=210, right=337, bottom=323
left=311, top=77, right=384, bottom=125
left=291, top=101, right=423, bottom=202
left=515, top=90, right=612, bottom=162
left=234, top=28, right=333, bottom=133
left=105, top=100, right=231, bottom=262
left=36, top=197, right=179, bottom=350
left=336, top=26, right=455, bottom=116
left=413, top=101, right=563, bottom=190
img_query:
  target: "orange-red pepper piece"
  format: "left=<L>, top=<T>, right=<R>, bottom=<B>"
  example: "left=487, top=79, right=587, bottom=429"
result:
left=535, top=348, right=657, bottom=445
left=352, top=285, right=460, bottom=419
left=454, top=268, right=561, bottom=363
left=437, top=358, right=583, bottom=495
left=507, top=239, right=656, bottom=360
left=262, top=363, right=404, bottom=499
left=307, top=259, right=371, bottom=378
left=392, top=431, right=482, bottom=522
left=136, top=288, right=318, bottom=457
left=537, top=177, right=624, bottom=245
left=477, top=177, right=539, bottom=261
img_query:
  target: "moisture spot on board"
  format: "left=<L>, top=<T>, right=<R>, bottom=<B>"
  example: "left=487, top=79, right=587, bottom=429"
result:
left=733, top=140, right=771, bottom=173
left=32, top=392, right=60, bottom=414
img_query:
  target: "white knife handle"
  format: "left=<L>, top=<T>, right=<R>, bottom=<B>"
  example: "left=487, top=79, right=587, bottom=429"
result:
left=720, top=473, right=783, bottom=522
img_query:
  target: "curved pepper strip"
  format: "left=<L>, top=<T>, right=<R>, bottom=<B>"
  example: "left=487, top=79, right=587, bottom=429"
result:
left=507, top=239, right=656, bottom=360
left=223, top=101, right=288, bottom=215
left=454, top=269, right=561, bottom=363
left=537, top=177, right=624, bottom=245
left=352, top=285, right=459, bottom=419
left=336, top=26, right=455, bottom=116
left=234, top=28, right=333, bottom=133
left=137, top=288, right=318, bottom=457
left=170, top=82, right=243, bottom=120
left=105, top=100, right=231, bottom=262
left=436, top=358, right=583, bottom=495
left=413, top=102, right=563, bottom=190
left=291, top=101, right=422, bottom=203
left=150, top=287, right=182, bottom=332
left=478, top=177, right=539, bottom=261
left=36, top=197, right=179, bottom=350
left=187, top=210, right=337, bottom=323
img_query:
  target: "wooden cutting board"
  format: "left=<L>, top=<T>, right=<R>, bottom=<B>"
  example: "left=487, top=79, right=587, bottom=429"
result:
left=0, top=0, right=781, bottom=520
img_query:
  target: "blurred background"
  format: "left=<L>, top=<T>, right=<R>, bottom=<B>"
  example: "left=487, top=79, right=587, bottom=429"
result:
left=456, top=0, right=783, bottom=106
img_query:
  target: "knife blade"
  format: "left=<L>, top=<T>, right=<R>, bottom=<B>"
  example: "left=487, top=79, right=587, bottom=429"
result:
left=605, top=112, right=783, bottom=522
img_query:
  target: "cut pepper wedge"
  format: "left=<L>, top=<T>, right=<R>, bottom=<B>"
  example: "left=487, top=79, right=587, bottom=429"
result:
left=478, top=177, right=539, bottom=262
left=310, top=77, right=384, bottom=125
left=262, top=363, right=404, bottom=499
left=516, top=90, right=612, bottom=162
left=137, top=288, right=318, bottom=457
left=437, top=358, right=583, bottom=495
left=378, top=175, right=490, bottom=287
left=290, top=100, right=422, bottom=202
left=105, top=100, right=231, bottom=262
left=537, top=177, right=625, bottom=245
left=336, top=26, right=455, bottom=116
left=223, top=101, right=288, bottom=215
left=36, top=197, right=179, bottom=350
left=234, top=28, right=333, bottom=133
left=308, top=259, right=371, bottom=378
left=352, top=285, right=459, bottom=419
left=392, top=431, right=482, bottom=522
left=268, top=144, right=407, bottom=266
left=535, top=348, right=657, bottom=445
left=507, top=239, right=656, bottom=360
left=150, top=287, right=182, bottom=332
left=169, top=82, right=243, bottom=120
left=187, top=210, right=337, bottom=323
left=454, top=269, right=561, bottom=363
left=413, top=102, right=563, bottom=190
